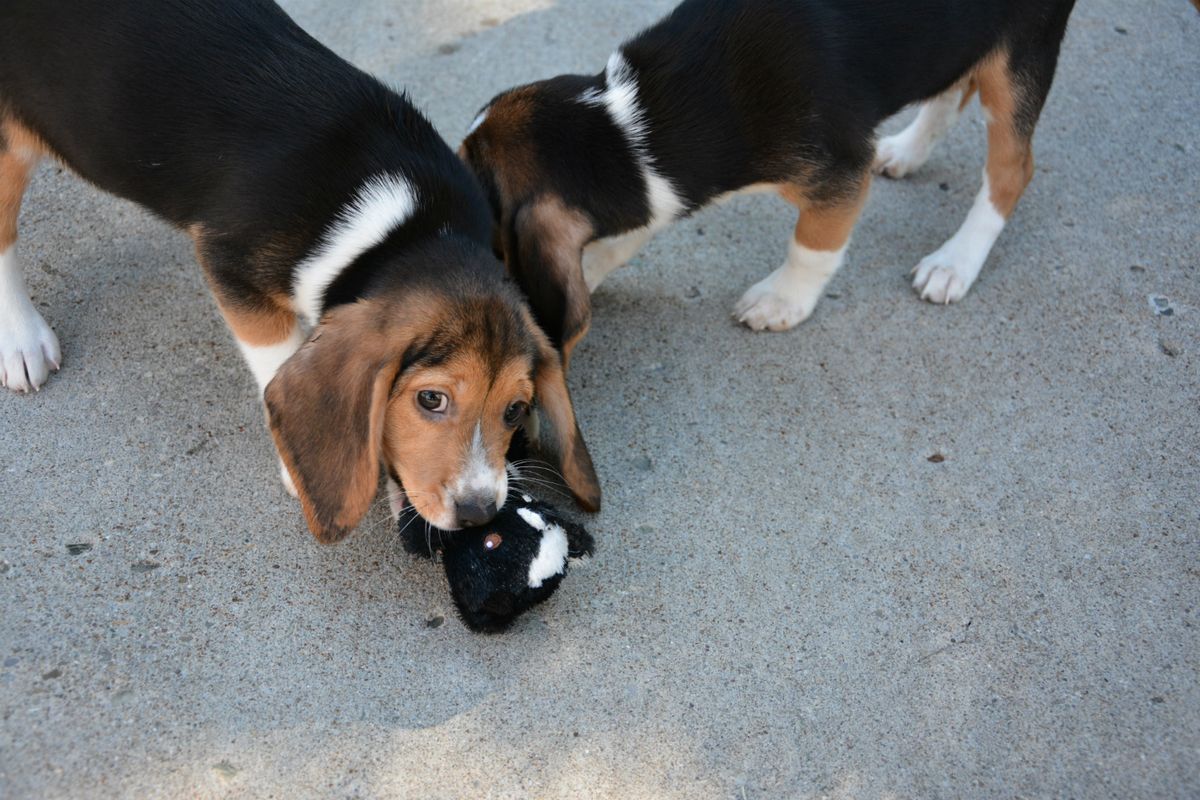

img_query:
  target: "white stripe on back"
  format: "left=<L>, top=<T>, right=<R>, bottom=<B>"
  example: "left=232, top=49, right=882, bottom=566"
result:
left=292, top=173, right=418, bottom=326
left=580, top=51, right=685, bottom=230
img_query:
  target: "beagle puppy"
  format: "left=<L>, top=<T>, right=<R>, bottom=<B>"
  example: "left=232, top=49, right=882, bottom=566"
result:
left=0, top=0, right=599, bottom=541
left=460, top=0, right=1077, bottom=359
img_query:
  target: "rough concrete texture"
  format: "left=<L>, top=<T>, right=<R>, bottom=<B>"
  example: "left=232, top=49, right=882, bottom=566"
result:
left=2, top=0, right=1198, bottom=797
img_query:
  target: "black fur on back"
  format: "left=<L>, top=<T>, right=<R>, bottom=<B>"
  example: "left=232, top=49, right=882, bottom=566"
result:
left=0, top=0, right=495, bottom=311
left=467, top=0, right=1077, bottom=236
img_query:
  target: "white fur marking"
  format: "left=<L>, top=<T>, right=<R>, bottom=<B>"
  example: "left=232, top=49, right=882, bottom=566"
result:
left=292, top=174, right=418, bottom=326
left=911, top=172, right=1006, bottom=304
left=386, top=476, right=406, bottom=521
left=644, top=172, right=685, bottom=232
left=734, top=240, right=847, bottom=331
left=580, top=51, right=685, bottom=232
left=452, top=423, right=508, bottom=511
left=581, top=227, right=655, bottom=291
left=467, top=109, right=489, bottom=136
left=231, top=324, right=305, bottom=498
left=279, top=459, right=299, bottom=498
left=526, top=523, right=569, bottom=588
left=0, top=245, right=62, bottom=393
left=874, top=88, right=965, bottom=179
left=237, top=324, right=306, bottom=394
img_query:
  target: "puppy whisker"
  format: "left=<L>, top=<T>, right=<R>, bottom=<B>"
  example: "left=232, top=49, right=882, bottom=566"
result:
left=378, top=508, right=422, bottom=547
left=510, top=476, right=567, bottom=494
left=509, top=463, right=569, bottom=484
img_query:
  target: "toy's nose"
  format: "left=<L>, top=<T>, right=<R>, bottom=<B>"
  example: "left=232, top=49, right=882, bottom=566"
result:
left=456, top=498, right=497, bottom=528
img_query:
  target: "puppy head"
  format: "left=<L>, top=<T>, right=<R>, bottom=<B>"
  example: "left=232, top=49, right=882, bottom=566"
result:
left=265, top=241, right=599, bottom=543
left=459, top=76, right=648, bottom=361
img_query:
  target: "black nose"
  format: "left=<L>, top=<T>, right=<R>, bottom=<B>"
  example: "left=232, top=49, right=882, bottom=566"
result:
left=456, top=498, right=497, bottom=528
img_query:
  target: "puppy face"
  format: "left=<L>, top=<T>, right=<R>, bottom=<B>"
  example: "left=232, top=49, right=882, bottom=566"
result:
left=265, top=255, right=600, bottom=544
left=382, top=332, right=534, bottom=530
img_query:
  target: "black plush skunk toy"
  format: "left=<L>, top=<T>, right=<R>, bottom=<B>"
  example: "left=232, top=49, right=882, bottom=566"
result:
left=401, top=496, right=594, bottom=633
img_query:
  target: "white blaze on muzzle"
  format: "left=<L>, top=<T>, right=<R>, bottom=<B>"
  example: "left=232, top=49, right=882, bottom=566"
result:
left=453, top=422, right=507, bottom=509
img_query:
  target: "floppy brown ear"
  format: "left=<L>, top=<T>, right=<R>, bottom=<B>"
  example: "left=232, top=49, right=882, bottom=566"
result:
left=263, top=301, right=407, bottom=543
left=530, top=340, right=601, bottom=512
left=506, top=196, right=594, bottom=368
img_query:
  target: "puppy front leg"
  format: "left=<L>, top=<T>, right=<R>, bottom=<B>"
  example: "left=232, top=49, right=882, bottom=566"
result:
left=734, top=176, right=869, bottom=331
left=912, top=53, right=1044, bottom=304
left=1, top=135, right=61, bottom=393
left=215, top=295, right=305, bottom=496
left=233, top=318, right=306, bottom=397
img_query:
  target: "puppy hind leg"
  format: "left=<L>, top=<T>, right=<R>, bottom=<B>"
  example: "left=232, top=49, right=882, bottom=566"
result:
left=0, top=126, right=60, bottom=393
left=581, top=227, right=654, bottom=291
left=230, top=313, right=306, bottom=397
left=214, top=293, right=305, bottom=496
left=874, top=78, right=975, bottom=179
left=912, top=51, right=1052, bottom=304
left=734, top=177, right=869, bottom=332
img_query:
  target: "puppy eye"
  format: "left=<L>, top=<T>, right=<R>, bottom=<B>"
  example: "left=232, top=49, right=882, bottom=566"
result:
left=503, top=401, right=529, bottom=427
left=417, top=390, right=448, bottom=413
left=484, top=532, right=502, bottom=550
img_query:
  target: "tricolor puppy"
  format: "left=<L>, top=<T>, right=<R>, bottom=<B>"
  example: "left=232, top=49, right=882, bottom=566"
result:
left=461, top=0, right=1077, bottom=357
left=0, top=0, right=599, bottom=540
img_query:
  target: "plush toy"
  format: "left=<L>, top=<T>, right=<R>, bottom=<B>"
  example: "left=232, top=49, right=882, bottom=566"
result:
left=401, top=495, right=594, bottom=633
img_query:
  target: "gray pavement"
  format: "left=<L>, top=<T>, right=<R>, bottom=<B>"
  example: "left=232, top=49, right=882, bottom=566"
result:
left=2, top=0, right=1198, bottom=797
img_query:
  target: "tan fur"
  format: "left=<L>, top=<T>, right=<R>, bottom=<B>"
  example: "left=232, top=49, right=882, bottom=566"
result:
left=465, top=87, right=542, bottom=206
left=534, top=350, right=598, bottom=511
left=215, top=294, right=298, bottom=347
left=0, top=118, right=49, bottom=160
left=191, top=228, right=299, bottom=347
left=780, top=173, right=871, bottom=252
left=519, top=307, right=600, bottom=511
left=517, top=196, right=595, bottom=365
left=976, top=52, right=1036, bottom=218
left=0, top=153, right=30, bottom=250
left=0, top=118, right=45, bottom=250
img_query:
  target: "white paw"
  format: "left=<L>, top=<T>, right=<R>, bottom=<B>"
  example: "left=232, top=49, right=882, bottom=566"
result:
left=0, top=303, right=61, bottom=393
left=873, top=132, right=929, bottom=179
left=733, top=270, right=820, bottom=332
left=911, top=249, right=978, bottom=304
left=279, top=459, right=299, bottom=498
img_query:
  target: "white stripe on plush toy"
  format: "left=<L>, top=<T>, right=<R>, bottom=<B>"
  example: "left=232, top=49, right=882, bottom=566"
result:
left=526, top=523, right=569, bottom=588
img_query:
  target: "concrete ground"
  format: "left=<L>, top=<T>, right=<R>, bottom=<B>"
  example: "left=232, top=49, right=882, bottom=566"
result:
left=2, top=0, right=1197, bottom=797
